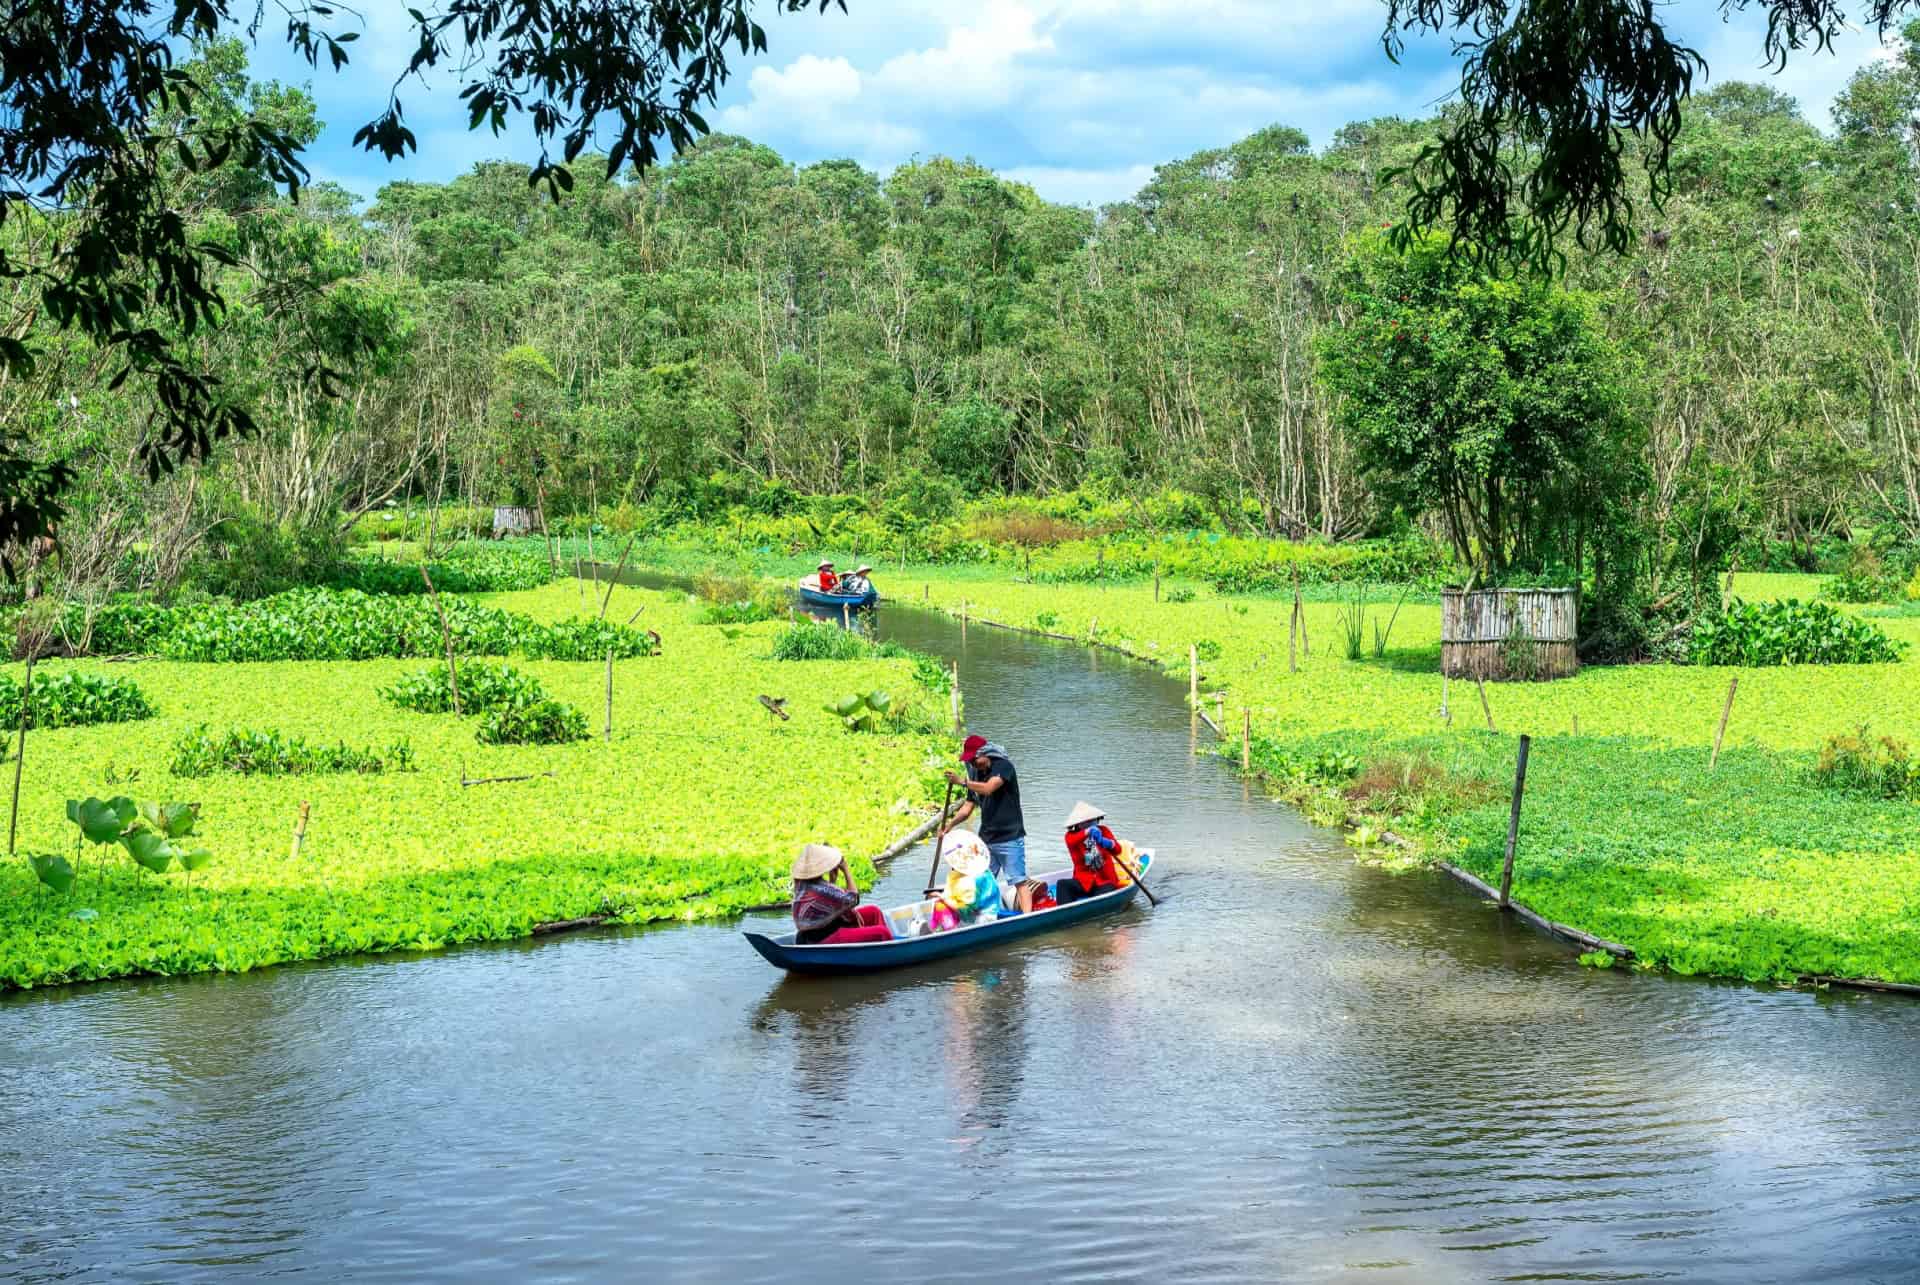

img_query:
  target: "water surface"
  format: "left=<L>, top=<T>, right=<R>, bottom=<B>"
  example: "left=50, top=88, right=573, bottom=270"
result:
left=4, top=603, right=1918, bottom=1282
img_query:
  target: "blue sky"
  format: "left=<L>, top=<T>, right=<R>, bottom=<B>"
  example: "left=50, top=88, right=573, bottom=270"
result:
left=260, top=2, right=1902, bottom=208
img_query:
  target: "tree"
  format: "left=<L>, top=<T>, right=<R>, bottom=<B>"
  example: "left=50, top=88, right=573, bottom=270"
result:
left=0, top=0, right=844, bottom=553
left=1319, top=229, right=1634, bottom=580
left=1381, top=0, right=1920, bottom=269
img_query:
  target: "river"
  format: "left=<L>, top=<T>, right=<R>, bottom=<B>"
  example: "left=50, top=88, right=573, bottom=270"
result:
left=3, top=603, right=1918, bottom=1282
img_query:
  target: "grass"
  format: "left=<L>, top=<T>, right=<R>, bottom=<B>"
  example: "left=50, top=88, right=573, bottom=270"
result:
left=900, top=565, right=1920, bottom=987
left=0, top=581, right=947, bottom=990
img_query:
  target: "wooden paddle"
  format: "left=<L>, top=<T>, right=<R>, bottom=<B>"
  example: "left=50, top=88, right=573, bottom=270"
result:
left=1108, top=844, right=1160, bottom=907
left=923, top=779, right=957, bottom=896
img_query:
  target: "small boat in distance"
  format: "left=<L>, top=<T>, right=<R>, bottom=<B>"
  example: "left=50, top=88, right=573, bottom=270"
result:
left=798, top=573, right=878, bottom=610
left=744, top=851, right=1154, bottom=974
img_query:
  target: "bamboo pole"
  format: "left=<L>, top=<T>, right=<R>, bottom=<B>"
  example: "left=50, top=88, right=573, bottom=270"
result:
left=604, top=649, right=614, bottom=742
left=1215, top=691, right=1225, bottom=729
left=1155, top=562, right=1161, bottom=602
left=7, top=655, right=34, bottom=856
left=420, top=565, right=461, bottom=716
left=1088, top=616, right=1098, bottom=643
left=598, top=534, right=636, bottom=619
left=1499, top=735, right=1532, bottom=909
left=1241, top=707, right=1251, bottom=771
left=1189, top=643, right=1198, bottom=705
left=533, top=478, right=556, bottom=572
left=1477, top=677, right=1494, bottom=731
left=1441, top=674, right=1450, bottom=723
left=290, top=801, right=310, bottom=861
left=1709, top=677, right=1739, bottom=770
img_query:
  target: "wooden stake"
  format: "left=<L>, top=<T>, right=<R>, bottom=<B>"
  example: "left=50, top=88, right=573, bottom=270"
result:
left=1477, top=677, right=1494, bottom=731
left=604, top=648, right=614, bottom=742
left=533, top=478, right=556, bottom=571
left=577, top=557, right=585, bottom=607
left=1709, top=677, right=1739, bottom=770
left=1215, top=691, right=1225, bottom=729
left=1189, top=643, right=1198, bottom=704
left=1499, top=734, right=1531, bottom=909
left=1288, top=596, right=1298, bottom=673
left=7, top=654, right=34, bottom=856
left=1088, top=616, right=1098, bottom=643
left=1241, top=707, right=1251, bottom=771
left=1441, top=673, right=1450, bottom=722
left=842, top=602, right=851, bottom=629
left=924, top=583, right=929, bottom=601
left=598, top=534, right=636, bottom=619
left=420, top=565, right=461, bottom=716
left=290, top=800, right=311, bottom=861
left=1573, top=714, right=1579, bottom=736
left=1155, top=562, right=1161, bottom=602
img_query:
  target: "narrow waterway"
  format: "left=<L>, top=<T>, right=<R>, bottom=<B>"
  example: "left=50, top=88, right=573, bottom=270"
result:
left=4, top=602, right=1918, bottom=1283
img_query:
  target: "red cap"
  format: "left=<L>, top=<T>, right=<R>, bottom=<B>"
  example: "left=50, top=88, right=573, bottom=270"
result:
left=958, top=734, right=988, bottom=763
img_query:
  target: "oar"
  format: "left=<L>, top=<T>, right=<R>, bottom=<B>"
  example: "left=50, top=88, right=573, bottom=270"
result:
left=1108, top=844, right=1160, bottom=907
left=923, top=779, right=956, bottom=896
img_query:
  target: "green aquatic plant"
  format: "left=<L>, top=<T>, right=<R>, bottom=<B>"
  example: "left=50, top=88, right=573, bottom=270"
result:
left=1690, top=599, right=1904, bottom=667
left=1814, top=727, right=1920, bottom=801
left=0, top=671, right=155, bottom=729
left=169, top=726, right=415, bottom=778
left=770, top=618, right=873, bottom=661
left=825, top=689, right=894, bottom=733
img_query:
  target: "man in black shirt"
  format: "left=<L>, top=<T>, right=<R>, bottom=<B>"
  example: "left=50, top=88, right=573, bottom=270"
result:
left=945, top=733, right=1027, bottom=883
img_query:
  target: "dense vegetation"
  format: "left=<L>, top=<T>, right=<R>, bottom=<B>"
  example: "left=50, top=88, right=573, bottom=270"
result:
left=0, top=582, right=948, bottom=989
left=0, top=671, right=154, bottom=730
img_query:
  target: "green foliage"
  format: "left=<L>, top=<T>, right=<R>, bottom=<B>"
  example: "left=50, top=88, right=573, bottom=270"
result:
left=1690, top=599, right=1906, bottom=667
left=476, top=694, right=588, bottom=746
left=1033, top=610, right=1060, bottom=630
left=1162, top=587, right=1195, bottom=605
left=769, top=618, right=873, bottom=661
left=930, top=398, right=1014, bottom=491
left=169, top=726, right=415, bottom=777
left=1319, top=228, right=1635, bottom=582
left=381, top=660, right=542, bottom=715
left=0, top=670, right=155, bottom=729
left=163, top=589, right=531, bottom=661
left=519, top=615, right=656, bottom=661
left=1814, top=727, right=1920, bottom=801
left=62, top=794, right=209, bottom=884
left=824, top=688, right=893, bottom=733
left=332, top=546, right=556, bottom=595
left=1193, top=638, right=1222, bottom=662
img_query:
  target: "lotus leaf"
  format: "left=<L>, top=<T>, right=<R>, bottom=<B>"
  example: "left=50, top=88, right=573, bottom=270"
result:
left=28, top=854, right=75, bottom=894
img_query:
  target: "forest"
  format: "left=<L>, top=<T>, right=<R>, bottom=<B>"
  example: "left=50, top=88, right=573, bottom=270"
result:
left=8, top=29, right=1919, bottom=634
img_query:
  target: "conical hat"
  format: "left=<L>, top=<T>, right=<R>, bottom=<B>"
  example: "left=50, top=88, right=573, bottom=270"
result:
left=1064, top=800, right=1106, bottom=828
left=943, top=832, right=990, bottom=877
left=792, top=842, right=843, bottom=880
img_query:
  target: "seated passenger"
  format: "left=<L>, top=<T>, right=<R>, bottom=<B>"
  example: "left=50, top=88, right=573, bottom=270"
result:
left=839, top=564, right=874, bottom=597
left=791, top=843, right=891, bottom=944
left=1055, top=801, right=1132, bottom=904
left=934, top=833, right=1002, bottom=926
left=815, top=560, right=838, bottom=592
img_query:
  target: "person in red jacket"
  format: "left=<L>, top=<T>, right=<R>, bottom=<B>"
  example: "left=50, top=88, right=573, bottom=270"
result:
left=815, top=560, right=838, bottom=592
left=1056, top=800, right=1130, bottom=904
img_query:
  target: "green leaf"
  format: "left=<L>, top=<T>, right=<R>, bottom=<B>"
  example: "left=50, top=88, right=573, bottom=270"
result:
left=865, top=689, right=892, bottom=714
left=28, top=853, right=75, bottom=893
left=160, top=802, right=198, bottom=838
left=178, top=848, right=212, bottom=872
left=833, top=693, right=864, bottom=718
left=73, top=797, right=128, bottom=845
left=123, top=830, right=174, bottom=873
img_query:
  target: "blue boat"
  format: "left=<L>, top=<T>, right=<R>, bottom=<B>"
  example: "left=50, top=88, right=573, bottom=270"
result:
left=744, top=852, right=1153, bottom=974
left=797, top=574, right=878, bottom=610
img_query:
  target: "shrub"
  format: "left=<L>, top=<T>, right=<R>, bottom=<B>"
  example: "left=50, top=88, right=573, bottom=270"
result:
left=477, top=694, right=588, bottom=745
left=1163, top=587, right=1196, bottom=604
left=521, top=616, right=656, bottom=660
left=0, top=671, right=155, bottom=729
left=381, top=661, right=544, bottom=715
left=1822, top=546, right=1898, bottom=604
left=1194, top=638, right=1222, bottom=662
left=160, top=589, right=534, bottom=662
left=1689, top=598, right=1906, bottom=666
left=332, top=546, right=555, bottom=595
left=170, top=726, right=415, bottom=777
left=1814, top=727, right=1920, bottom=801
left=769, top=618, right=873, bottom=661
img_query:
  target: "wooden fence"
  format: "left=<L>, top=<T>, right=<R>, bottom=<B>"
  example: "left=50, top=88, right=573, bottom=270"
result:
left=1440, top=587, right=1578, bottom=681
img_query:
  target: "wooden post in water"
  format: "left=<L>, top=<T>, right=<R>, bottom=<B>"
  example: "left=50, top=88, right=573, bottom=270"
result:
left=1709, top=677, right=1739, bottom=770
left=1477, top=677, right=1494, bottom=731
left=1242, top=707, right=1252, bottom=771
left=604, top=648, right=614, bottom=742
left=1215, top=691, right=1225, bottom=731
left=842, top=602, right=850, bottom=630
left=6, top=654, right=33, bottom=856
left=1288, top=590, right=1298, bottom=673
left=1088, top=616, right=1098, bottom=644
left=598, top=534, right=636, bottom=619
left=1189, top=643, right=1198, bottom=706
left=1441, top=674, right=1450, bottom=723
left=1498, top=735, right=1531, bottom=909
left=290, top=801, right=311, bottom=861
left=420, top=565, right=461, bottom=716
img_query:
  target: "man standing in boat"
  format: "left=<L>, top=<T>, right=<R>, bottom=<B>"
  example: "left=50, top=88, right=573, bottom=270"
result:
left=945, top=734, right=1026, bottom=885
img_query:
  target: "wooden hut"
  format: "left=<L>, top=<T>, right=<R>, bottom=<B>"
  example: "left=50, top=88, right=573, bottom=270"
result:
left=491, top=505, right=537, bottom=539
left=1440, top=587, right=1578, bottom=681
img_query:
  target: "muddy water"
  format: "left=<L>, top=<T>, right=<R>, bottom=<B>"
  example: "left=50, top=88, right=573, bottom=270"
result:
left=3, top=602, right=1918, bottom=1283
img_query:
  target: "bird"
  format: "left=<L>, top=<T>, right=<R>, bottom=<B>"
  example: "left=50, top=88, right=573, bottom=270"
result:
left=758, top=695, right=790, bottom=721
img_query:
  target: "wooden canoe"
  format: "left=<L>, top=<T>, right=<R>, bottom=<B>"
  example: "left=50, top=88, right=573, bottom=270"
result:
left=797, top=574, right=878, bottom=609
left=744, top=852, right=1154, bottom=974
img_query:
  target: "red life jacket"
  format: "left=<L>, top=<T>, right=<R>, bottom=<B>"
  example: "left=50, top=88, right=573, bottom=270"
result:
left=818, top=570, right=838, bottom=591
left=1065, top=824, right=1123, bottom=892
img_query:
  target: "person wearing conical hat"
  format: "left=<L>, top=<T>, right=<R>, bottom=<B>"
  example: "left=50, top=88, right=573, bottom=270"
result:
left=790, top=843, right=892, bottom=944
left=932, top=831, right=1002, bottom=926
left=814, top=560, right=839, bottom=593
left=1054, top=801, right=1131, bottom=905
left=839, top=563, right=875, bottom=598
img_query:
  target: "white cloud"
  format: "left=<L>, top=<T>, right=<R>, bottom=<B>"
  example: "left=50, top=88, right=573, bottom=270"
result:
left=717, top=54, right=919, bottom=157
left=872, top=1, right=1054, bottom=109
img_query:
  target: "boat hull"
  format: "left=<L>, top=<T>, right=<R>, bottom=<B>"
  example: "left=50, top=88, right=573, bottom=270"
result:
left=744, top=854, right=1152, bottom=974
left=797, top=583, right=878, bottom=609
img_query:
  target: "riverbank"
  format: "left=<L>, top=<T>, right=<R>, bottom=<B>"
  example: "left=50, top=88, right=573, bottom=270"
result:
left=0, top=581, right=947, bottom=990
left=896, top=567, right=1920, bottom=987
